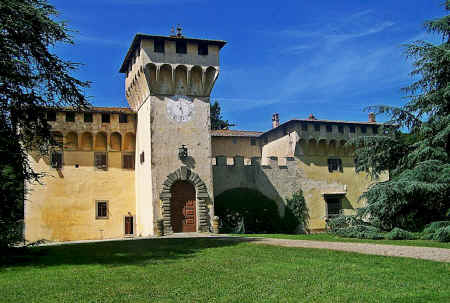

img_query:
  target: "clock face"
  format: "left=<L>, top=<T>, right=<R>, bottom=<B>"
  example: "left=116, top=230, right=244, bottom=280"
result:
left=166, top=95, right=194, bottom=123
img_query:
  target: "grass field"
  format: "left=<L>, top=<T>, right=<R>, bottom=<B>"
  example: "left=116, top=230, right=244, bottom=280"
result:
left=232, top=233, right=450, bottom=249
left=0, top=238, right=449, bottom=302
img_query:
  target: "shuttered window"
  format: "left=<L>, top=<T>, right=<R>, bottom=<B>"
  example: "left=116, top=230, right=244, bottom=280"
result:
left=94, top=152, right=108, bottom=170
left=326, top=198, right=341, bottom=217
left=123, top=153, right=135, bottom=170
left=51, top=151, right=63, bottom=169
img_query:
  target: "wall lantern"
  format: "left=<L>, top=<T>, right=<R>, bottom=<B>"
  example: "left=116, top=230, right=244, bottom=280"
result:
left=178, top=144, right=188, bottom=160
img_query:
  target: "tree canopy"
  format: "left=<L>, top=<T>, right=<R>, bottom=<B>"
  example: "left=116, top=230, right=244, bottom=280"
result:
left=0, top=0, right=90, bottom=247
left=210, top=100, right=234, bottom=130
left=350, top=2, right=450, bottom=231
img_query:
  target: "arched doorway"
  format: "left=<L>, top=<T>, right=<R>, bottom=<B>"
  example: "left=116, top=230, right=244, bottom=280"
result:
left=170, top=181, right=196, bottom=232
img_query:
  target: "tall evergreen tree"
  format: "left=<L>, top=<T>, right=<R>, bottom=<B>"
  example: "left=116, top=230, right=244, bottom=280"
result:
left=210, top=100, right=234, bottom=130
left=351, top=1, right=450, bottom=231
left=0, top=0, right=90, bottom=247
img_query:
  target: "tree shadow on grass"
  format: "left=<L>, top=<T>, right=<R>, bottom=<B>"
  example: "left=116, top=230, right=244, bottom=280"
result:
left=0, top=237, right=258, bottom=269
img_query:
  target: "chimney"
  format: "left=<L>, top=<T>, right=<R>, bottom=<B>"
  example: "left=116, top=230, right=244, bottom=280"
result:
left=308, top=114, right=317, bottom=120
left=272, top=113, right=280, bottom=128
left=368, top=112, right=376, bottom=123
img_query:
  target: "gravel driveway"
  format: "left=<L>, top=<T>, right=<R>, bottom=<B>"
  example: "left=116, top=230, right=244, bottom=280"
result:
left=243, top=237, right=450, bottom=262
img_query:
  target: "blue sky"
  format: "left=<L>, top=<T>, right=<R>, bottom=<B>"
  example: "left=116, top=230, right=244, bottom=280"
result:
left=51, top=0, right=445, bottom=131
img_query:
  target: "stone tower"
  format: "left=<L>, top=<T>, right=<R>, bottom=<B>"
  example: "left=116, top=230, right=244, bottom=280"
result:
left=119, top=32, right=226, bottom=236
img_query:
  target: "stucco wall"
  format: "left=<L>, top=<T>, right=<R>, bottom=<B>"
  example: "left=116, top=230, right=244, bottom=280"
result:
left=25, top=151, right=135, bottom=242
left=212, top=136, right=261, bottom=158
left=135, top=98, right=154, bottom=236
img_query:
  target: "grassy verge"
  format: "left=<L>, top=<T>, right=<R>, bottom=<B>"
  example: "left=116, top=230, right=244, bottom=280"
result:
left=230, top=233, right=450, bottom=249
left=0, top=238, right=449, bottom=302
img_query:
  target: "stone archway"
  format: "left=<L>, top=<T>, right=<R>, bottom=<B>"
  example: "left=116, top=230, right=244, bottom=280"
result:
left=160, top=166, right=210, bottom=234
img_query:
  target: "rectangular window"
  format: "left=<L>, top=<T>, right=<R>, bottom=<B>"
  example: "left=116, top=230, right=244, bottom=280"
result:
left=361, top=126, right=367, bottom=134
left=338, top=125, right=344, bottom=133
left=232, top=138, right=237, bottom=144
left=154, top=39, right=165, bottom=53
left=198, top=43, right=208, bottom=55
left=119, top=114, right=128, bottom=123
left=326, top=198, right=341, bottom=217
left=96, top=201, right=108, bottom=219
left=314, top=124, right=320, bottom=132
left=372, top=126, right=379, bottom=134
left=51, top=151, right=63, bottom=169
left=349, top=126, right=356, bottom=133
left=250, top=138, right=256, bottom=146
left=123, top=153, right=135, bottom=170
left=176, top=40, right=187, bottom=54
left=140, top=151, right=145, bottom=164
left=47, top=111, right=56, bottom=122
left=66, top=112, right=75, bottom=122
left=301, top=123, right=307, bottom=131
left=125, top=216, right=134, bottom=235
left=327, top=158, right=342, bottom=172
left=264, top=137, right=268, bottom=144
left=101, top=113, right=110, bottom=123
left=326, top=125, right=332, bottom=133
left=84, top=113, right=93, bottom=123
left=94, top=152, right=108, bottom=170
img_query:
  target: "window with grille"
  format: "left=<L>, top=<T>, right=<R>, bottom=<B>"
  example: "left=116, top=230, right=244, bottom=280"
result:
left=314, top=124, right=320, bottom=131
left=96, top=201, right=108, bottom=219
left=327, top=158, right=342, bottom=172
left=66, top=112, right=75, bottom=122
left=349, top=126, right=356, bottom=133
left=301, top=123, right=307, bottom=131
left=123, top=153, right=135, bottom=170
left=232, top=138, right=237, bottom=144
left=119, top=114, right=128, bottom=123
left=47, top=111, right=56, bottom=121
left=250, top=138, right=256, bottom=146
left=101, top=113, right=110, bottom=123
left=361, top=126, right=367, bottom=134
left=326, top=125, right=332, bottom=133
left=84, top=113, right=93, bottom=123
left=373, top=126, right=379, bottom=134
left=198, top=43, right=208, bottom=55
left=154, top=39, right=165, bottom=53
left=176, top=40, right=187, bottom=54
left=51, top=151, right=63, bottom=169
left=94, top=152, right=108, bottom=170
left=326, top=198, right=341, bottom=217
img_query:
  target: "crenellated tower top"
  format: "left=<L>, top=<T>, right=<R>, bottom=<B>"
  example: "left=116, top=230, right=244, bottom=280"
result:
left=119, top=32, right=227, bottom=111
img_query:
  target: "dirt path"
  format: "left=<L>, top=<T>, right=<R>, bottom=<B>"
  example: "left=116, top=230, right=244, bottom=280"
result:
left=242, top=237, right=450, bottom=262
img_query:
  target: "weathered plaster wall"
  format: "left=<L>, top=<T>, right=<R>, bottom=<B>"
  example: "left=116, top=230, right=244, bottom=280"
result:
left=25, top=151, right=135, bottom=242
left=135, top=98, right=154, bottom=236
left=149, top=95, right=214, bottom=231
left=211, top=137, right=261, bottom=158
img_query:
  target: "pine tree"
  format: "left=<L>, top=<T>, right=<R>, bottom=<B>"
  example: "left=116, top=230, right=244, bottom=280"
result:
left=210, top=100, right=234, bottom=130
left=0, top=0, right=90, bottom=247
left=351, top=2, right=450, bottom=231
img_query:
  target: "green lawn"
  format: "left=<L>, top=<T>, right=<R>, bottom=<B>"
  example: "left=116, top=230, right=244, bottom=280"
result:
left=0, top=238, right=449, bottom=302
left=231, top=233, right=450, bottom=249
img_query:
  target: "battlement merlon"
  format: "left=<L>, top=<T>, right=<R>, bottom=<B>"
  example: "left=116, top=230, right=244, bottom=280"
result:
left=120, top=33, right=227, bottom=110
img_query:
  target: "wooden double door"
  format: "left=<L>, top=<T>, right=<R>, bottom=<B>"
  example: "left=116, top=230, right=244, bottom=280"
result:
left=170, top=181, right=196, bottom=232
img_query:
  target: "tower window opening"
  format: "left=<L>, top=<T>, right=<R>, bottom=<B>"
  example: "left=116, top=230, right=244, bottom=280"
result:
left=66, top=112, right=75, bottom=122
left=84, top=113, right=93, bottom=123
left=176, top=40, right=187, bottom=54
left=101, top=113, right=110, bottom=123
left=154, top=39, right=165, bottom=53
left=198, top=43, right=208, bottom=55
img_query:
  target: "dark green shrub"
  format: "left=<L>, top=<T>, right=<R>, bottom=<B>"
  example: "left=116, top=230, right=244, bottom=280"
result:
left=283, top=190, right=309, bottom=234
left=423, top=221, right=450, bottom=234
left=385, top=227, right=417, bottom=240
left=215, top=188, right=283, bottom=233
left=432, top=226, right=450, bottom=242
left=327, top=215, right=369, bottom=232
left=335, top=225, right=384, bottom=240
